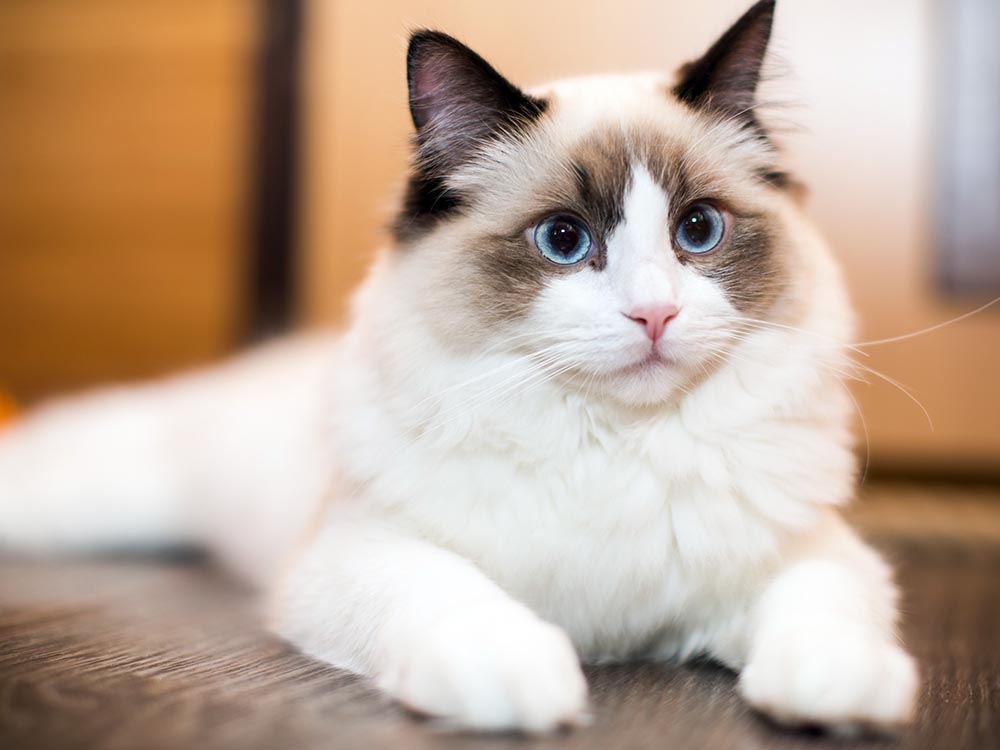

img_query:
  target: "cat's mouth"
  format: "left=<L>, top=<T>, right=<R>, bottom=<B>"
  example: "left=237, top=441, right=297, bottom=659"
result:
left=614, top=349, right=672, bottom=377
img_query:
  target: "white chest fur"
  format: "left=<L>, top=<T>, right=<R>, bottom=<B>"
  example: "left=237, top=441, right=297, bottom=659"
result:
left=328, top=331, right=855, bottom=665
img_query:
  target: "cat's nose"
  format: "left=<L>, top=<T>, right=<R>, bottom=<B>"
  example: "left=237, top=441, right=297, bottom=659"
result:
left=625, top=303, right=680, bottom=342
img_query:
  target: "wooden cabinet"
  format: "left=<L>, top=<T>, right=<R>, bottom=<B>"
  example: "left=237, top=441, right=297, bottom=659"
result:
left=0, top=0, right=258, bottom=402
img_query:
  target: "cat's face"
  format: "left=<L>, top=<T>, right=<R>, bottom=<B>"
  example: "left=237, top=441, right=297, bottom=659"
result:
left=392, top=1, right=812, bottom=406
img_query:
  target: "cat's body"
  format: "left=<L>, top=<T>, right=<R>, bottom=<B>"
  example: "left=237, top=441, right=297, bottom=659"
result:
left=0, top=1, right=918, bottom=733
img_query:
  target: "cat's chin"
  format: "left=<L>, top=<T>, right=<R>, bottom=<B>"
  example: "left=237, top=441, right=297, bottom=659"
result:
left=614, top=350, right=672, bottom=377
left=584, top=355, right=692, bottom=408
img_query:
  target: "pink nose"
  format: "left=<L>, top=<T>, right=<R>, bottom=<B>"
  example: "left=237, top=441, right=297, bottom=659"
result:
left=626, top=303, right=679, bottom=342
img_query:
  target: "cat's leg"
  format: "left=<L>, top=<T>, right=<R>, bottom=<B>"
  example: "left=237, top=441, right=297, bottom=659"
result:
left=735, top=516, right=918, bottom=730
left=269, top=518, right=588, bottom=732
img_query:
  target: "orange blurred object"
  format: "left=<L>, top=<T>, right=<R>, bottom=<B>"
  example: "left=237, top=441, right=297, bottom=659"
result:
left=0, top=391, right=18, bottom=428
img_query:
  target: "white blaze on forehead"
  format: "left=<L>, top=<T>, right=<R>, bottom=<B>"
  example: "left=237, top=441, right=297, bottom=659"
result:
left=606, top=163, right=682, bottom=311
left=529, top=73, right=685, bottom=139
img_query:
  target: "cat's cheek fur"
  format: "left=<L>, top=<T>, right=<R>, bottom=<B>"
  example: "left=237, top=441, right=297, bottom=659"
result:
left=525, top=268, right=739, bottom=406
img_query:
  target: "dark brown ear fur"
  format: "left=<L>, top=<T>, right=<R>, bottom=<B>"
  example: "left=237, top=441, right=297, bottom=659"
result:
left=673, top=0, right=775, bottom=136
left=394, top=31, right=547, bottom=243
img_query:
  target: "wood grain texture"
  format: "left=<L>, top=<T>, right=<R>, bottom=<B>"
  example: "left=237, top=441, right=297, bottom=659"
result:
left=1, top=484, right=998, bottom=750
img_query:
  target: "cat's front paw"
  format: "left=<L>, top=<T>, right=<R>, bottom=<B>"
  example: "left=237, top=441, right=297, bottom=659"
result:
left=380, top=604, right=588, bottom=733
left=739, top=622, right=918, bottom=732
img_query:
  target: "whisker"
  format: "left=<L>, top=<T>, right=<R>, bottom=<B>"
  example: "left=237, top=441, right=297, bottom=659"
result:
left=845, top=361, right=934, bottom=430
left=413, top=350, right=584, bottom=439
left=401, top=340, right=578, bottom=418
left=848, top=296, right=1000, bottom=348
left=840, top=381, right=871, bottom=486
left=717, top=315, right=867, bottom=358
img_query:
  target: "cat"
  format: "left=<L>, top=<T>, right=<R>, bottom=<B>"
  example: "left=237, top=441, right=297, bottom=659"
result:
left=0, top=0, right=918, bottom=734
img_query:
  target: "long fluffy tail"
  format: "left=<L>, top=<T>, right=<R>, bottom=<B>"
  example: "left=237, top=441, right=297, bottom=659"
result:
left=0, top=385, right=191, bottom=554
left=0, top=337, right=335, bottom=585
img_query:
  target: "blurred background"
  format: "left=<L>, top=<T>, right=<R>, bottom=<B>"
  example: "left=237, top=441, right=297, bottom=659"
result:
left=1, top=0, right=998, bottom=478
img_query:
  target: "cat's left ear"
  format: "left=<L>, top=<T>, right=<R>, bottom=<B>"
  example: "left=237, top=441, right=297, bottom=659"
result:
left=673, top=0, right=775, bottom=132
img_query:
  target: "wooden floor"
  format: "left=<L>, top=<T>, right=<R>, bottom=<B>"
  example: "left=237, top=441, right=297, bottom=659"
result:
left=1, top=483, right=999, bottom=750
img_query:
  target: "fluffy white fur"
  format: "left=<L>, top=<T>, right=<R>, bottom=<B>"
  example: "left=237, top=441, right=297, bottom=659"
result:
left=0, top=68, right=917, bottom=733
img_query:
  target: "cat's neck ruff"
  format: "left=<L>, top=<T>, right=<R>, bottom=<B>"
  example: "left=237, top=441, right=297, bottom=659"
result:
left=333, top=242, right=856, bottom=535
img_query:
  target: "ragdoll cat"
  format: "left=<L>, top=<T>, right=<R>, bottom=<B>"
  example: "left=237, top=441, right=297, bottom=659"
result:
left=0, top=0, right=917, bottom=733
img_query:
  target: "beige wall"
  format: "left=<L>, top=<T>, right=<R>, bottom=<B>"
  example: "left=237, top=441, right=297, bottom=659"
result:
left=775, top=0, right=1000, bottom=471
left=302, top=0, right=1000, bottom=473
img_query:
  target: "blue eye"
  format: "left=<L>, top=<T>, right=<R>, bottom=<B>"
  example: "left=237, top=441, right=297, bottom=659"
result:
left=533, top=215, right=593, bottom=265
left=675, top=203, right=725, bottom=255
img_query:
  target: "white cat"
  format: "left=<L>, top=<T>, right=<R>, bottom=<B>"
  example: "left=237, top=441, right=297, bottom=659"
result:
left=0, top=0, right=917, bottom=733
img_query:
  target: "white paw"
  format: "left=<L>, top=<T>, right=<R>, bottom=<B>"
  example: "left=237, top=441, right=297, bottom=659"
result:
left=739, top=623, right=918, bottom=731
left=379, top=604, right=588, bottom=733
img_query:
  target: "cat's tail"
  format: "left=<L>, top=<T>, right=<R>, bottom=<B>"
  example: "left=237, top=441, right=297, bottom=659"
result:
left=0, top=337, right=335, bottom=567
left=0, top=383, right=194, bottom=555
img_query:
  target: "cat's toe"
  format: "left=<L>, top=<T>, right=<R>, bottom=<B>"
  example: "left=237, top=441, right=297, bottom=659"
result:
left=739, top=622, right=918, bottom=732
left=381, top=604, right=588, bottom=733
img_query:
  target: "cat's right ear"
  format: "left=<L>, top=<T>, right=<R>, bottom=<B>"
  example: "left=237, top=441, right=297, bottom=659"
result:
left=406, top=31, right=546, bottom=174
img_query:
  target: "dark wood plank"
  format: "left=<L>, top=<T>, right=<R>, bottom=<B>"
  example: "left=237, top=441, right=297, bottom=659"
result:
left=244, top=0, right=304, bottom=340
left=1, top=486, right=998, bottom=750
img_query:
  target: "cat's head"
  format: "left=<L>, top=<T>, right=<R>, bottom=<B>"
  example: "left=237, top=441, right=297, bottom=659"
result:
left=387, top=0, right=837, bottom=407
